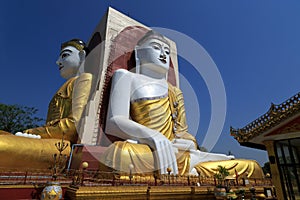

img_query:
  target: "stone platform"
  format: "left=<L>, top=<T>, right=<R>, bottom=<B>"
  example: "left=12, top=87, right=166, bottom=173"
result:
left=64, top=185, right=271, bottom=200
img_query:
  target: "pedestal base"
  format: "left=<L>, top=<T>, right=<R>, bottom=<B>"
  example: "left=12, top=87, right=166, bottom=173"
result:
left=68, top=145, right=108, bottom=170
left=64, top=185, right=272, bottom=200
left=65, top=185, right=221, bottom=200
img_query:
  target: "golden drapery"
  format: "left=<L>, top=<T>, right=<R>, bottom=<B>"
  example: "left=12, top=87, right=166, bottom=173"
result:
left=0, top=136, right=70, bottom=170
left=100, top=83, right=264, bottom=178
left=100, top=83, right=196, bottom=175
left=194, top=159, right=264, bottom=179
left=24, top=73, right=92, bottom=144
left=0, top=73, right=92, bottom=170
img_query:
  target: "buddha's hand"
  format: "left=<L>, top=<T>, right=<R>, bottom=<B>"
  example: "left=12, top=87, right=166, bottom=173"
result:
left=140, top=133, right=179, bottom=175
left=172, top=138, right=197, bottom=151
left=23, top=126, right=45, bottom=136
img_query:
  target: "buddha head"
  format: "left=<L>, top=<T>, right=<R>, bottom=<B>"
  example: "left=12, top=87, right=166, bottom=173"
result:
left=56, top=39, right=88, bottom=79
left=135, top=30, right=170, bottom=77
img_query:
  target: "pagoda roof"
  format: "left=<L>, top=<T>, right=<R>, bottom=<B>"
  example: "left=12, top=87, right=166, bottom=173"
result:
left=230, top=92, right=300, bottom=150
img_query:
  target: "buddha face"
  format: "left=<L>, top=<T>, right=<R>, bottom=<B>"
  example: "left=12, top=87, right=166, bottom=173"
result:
left=56, top=46, right=83, bottom=79
left=136, top=38, right=170, bottom=73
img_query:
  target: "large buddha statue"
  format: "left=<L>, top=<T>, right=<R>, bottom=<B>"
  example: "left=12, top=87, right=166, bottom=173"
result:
left=100, top=30, right=263, bottom=178
left=0, top=39, right=92, bottom=169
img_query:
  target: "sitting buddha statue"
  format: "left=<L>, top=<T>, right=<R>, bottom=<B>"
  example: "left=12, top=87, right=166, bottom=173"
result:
left=0, top=39, right=92, bottom=170
left=100, top=30, right=264, bottom=179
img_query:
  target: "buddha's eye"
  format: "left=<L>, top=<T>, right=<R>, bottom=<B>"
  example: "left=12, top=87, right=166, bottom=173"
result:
left=164, top=48, right=170, bottom=55
left=152, top=44, right=160, bottom=50
left=61, top=53, right=69, bottom=59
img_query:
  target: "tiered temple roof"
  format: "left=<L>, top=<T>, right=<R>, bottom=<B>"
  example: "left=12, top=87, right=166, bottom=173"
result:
left=231, top=92, right=300, bottom=149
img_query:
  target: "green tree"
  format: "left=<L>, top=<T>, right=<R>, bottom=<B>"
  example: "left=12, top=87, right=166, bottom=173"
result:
left=0, top=103, right=44, bottom=133
left=214, top=165, right=230, bottom=187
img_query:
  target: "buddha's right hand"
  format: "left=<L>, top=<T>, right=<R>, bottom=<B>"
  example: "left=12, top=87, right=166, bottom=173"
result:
left=140, top=133, right=179, bottom=175
left=24, top=126, right=45, bottom=135
left=172, top=138, right=197, bottom=150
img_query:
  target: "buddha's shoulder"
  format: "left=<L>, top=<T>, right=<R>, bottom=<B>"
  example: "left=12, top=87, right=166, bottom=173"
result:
left=78, top=72, right=93, bottom=80
left=56, top=76, right=78, bottom=97
left=112, top=69, right=133, bottom=80
left=114, top=69, right=136, bottom=77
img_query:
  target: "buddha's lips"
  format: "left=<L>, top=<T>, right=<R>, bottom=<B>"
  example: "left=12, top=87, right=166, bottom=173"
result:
left=159, top=58, right=166, bottom=64
left=59, top=66, right=64, bottom=70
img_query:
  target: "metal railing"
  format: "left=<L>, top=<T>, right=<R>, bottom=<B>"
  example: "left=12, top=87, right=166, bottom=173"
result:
left=0, top=169, right=273, bottom=187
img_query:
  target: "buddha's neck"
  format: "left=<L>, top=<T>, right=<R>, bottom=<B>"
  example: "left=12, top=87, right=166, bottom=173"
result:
left=139, top=64, right=168, bottom=80
left=63, top=63, right=84, bottom=80
left=62, top=71, right=81, bottom=80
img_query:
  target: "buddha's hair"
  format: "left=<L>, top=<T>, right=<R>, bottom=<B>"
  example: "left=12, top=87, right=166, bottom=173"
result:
left=61, top=38, right=90, bottom=55
left=137, top=30, right=170, bottom=47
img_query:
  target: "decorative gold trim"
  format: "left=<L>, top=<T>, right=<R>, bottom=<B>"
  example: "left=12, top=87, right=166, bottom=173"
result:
left=61, top=41, right=84, bottom=51
left=231, top=92, right=300, bottom=142
left=64, top=185, right=269, bottom=200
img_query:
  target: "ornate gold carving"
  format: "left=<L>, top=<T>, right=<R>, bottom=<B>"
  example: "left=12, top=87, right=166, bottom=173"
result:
left=61, top=41, right=85, bottom=51
left=231, top=92, right=300, bottom=142
left=64, top=185, right=269, bottom=200
left=51, top=136, right=69, bottom=180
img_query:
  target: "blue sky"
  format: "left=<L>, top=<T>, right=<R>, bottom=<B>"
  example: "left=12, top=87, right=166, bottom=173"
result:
left=2, top=1, right=300, bottom=165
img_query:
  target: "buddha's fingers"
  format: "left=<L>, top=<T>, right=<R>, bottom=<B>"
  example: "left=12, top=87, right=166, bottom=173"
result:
left=152, top=136, right=178, bottom=175
left=163, top=140, right=178, bottom=175
left=170, top=146, right=178, bottom=174
left=168, top=142, right=179, bottom=175
left=160, top=141, right=167, bottom=174
left=155, top=140, right=166, bottom=174
left=162, top=140, right=170, bottom=174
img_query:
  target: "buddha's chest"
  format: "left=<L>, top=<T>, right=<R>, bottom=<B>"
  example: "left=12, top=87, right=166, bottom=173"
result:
left=130, top=77, right=168, bottom=101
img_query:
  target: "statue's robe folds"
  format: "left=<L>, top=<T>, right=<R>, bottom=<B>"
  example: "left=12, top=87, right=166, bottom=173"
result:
left=100, top=83, right=264, bottom=178
left=194, top=159, right=264, bottom=179
left=0, top=73, right=92, bottom=170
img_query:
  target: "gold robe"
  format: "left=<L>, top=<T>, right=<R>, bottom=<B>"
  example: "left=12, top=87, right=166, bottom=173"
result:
left=100, top=83, right=264, bottom=178
left=194, top=159, right=264, bottom=179
left=0, top=73, right=92, bottom=170
left=100, top=83, right=198, bottom=175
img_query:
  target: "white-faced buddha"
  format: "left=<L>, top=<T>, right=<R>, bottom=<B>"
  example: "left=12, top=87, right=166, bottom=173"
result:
left=101, top=31, right=263, bottom=178
left=0, top=39, right=92, bottom=169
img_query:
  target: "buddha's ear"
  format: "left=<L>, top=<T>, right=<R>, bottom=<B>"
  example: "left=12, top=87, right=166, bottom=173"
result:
left=79, top=50, right=86, bottom=63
